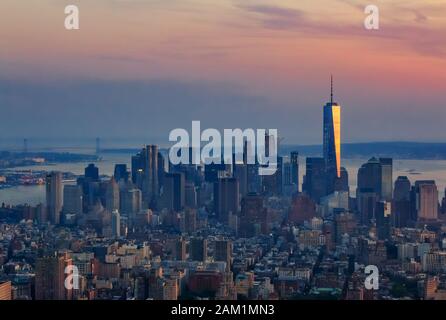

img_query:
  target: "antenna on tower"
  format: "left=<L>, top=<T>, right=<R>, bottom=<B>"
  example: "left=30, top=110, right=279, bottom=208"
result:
left=330, top=75, right=333, bottom=104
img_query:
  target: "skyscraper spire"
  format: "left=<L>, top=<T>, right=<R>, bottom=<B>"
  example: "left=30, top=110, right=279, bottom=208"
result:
left=323, top=73, right=341, bottom=193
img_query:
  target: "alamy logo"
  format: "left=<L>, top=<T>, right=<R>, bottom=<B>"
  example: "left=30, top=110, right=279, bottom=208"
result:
left=364, top=5, right=379, bottom=30
left=64, top=5, right=79, bottom=30
left=64, top=265, right=80, bottom=290
left=62, top=5, right=378, bottom=32
left=169, top=121, right=278, bottom=175
left=364, top=265, right=379, bottom=290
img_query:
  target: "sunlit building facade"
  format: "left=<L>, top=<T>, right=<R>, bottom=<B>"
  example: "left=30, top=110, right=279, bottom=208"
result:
left=323, top=77, right=341, bottom=195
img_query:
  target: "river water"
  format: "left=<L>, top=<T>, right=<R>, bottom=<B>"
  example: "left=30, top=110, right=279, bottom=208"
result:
left=0, top=153, right=445, bottom=206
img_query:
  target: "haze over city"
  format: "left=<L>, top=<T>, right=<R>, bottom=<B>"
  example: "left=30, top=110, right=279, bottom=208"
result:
left=3, top=0, right=446, bottom=306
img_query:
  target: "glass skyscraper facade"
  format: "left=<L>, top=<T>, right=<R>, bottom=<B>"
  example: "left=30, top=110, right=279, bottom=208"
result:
left=323, top=77, right=341, bottom=195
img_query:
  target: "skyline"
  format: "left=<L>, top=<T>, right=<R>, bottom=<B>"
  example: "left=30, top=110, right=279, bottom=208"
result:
left=3, top=0, right=446, bottom=306
left=1, top=0, right=446, bottom=144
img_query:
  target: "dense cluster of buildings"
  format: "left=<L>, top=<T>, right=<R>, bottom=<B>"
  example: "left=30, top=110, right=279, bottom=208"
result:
left=1, top=85, right=446, bottom=300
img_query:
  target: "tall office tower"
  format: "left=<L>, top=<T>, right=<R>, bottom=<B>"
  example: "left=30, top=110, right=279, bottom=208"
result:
left=334, top=167, right=349, bottom=192
left=290, top=151, right=299, bottom=187
left=240, top=141, right=254, bottom=182
left=84, top=180, right=100, bottom=208
left=214, top=177, right=239, bottom=224
left=394, top=176, right=411, bottom=201
left=379, top=158, right=393, bottom=201
left=282, top=161, right=296, bottom=196
left=142, top=145, right=159, bottom=208
left=234, top=163, right=248, bottom=198
left=393, top=176, right=412, bottom=227
left=375, top=201, right=391, bottom=240
left=283, top=161, right=292, bottom=185
left=205, top=163, right=229, bottom=183
left=357, top=157, right=382, bottom=199
left=131, top=154, right=142, bottom=185
left=414, top=180, right=438, bottom=221
left=323, top=76, right=341, bottom=195
left=111, top=209, right=120, bottom=238
left=302, top=157, right=326, bottom=203
left=190, top=237, right=208, bottom=262
left=114, top=164, right=129, bottom=182
left=46, top=171, right=63, bottom=225
left=185, top=182, right=198, bottom=208
left=441, top=188, right=446, bottom=215
left=35, top=252, right=73, bottom=300
left=262, top=156, right=283, bottom=196
left=98, top=180, right=109, bottom=207
left=85, top=163, right=99, bottom=181
left=105, top=177, right=120, bottom=212
left=63, top=184, right=83, bottom=216
left=357, top=189, right=378, bottom=225
left=120, top=188, right=142, bottom=221
left=158, top=151, right=165, bottom=192
left=161, top=172, right=185, bottom=211
left=131, top=145, right=159, bottom=208
left=214, top=239, right=232, bottom=270
left=247, top=163, right=262, bottom=193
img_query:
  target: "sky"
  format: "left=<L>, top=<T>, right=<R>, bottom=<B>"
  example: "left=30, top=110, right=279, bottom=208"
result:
left=0, top=0, right=445, bottom=148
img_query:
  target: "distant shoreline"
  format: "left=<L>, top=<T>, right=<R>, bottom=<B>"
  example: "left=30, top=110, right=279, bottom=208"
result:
left=99, top=141, right=446, bottom=160
left=3, top=141, right=446, bottom=160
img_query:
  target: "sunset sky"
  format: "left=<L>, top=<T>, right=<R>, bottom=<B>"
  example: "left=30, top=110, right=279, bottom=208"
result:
left=1, top=0, right=445, bottom=146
